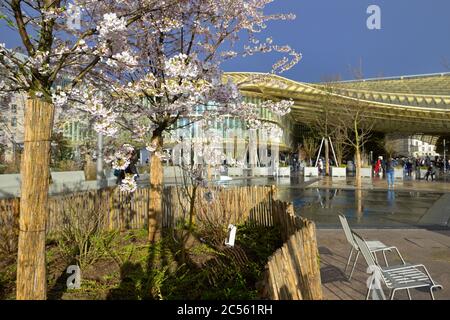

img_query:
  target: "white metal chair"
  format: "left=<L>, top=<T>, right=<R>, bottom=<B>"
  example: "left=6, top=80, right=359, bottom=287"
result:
left=338, top=214, right=405, bottom=279
left=353, top=231, right=443, bottom=300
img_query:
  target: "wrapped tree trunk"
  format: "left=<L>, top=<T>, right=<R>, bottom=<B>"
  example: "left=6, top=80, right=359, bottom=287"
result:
left=148, top=134, right=163, bottom=242
left=16, top=99, right=55, bottom=300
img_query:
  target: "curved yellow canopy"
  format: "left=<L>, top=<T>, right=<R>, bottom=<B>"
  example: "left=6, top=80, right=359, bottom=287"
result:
left=225, top=72, right=450, bottom=134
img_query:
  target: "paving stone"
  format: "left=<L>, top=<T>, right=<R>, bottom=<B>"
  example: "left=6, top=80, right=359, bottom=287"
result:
left=318, top=229, right=450, bottom=300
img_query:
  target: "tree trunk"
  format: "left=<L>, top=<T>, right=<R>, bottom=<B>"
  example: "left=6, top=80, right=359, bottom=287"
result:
left=148, top=134, right=163, bottom=242
left=16, top=99, right=54, bottom=300
left=335, top=140, right=343, bottom=167
left=355, top=188, right=363, bottom=221
left=188, top=184, right=198, bottom=230
left=355, top=146, right=362, bottom=188
left=324, top=138, right=330, bottom=176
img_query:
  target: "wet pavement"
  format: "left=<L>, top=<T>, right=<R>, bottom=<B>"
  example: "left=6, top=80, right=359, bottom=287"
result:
left=310, top=176, right=450, bottom=193
left=277, top=187, right=450, bottom=228
left=265, top=176, right=450, bottom=229
left=274, top=176, right=450, bottom=300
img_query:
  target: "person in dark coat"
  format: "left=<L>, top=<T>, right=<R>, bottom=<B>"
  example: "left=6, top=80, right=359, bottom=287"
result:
left=125, top=151, right=140, bottom=180
left=425, top=165, right=436, bottom=181
left=115, top=168, right=125, bottom=185
left=406, top=160, right=413, bottom=177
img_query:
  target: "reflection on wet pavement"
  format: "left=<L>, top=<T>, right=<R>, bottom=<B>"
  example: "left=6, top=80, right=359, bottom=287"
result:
left=276, top=187, right=448, bottom=228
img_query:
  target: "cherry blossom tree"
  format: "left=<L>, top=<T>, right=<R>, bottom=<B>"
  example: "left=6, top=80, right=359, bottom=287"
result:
left=0, top=0, right=169, bottom=300
left=59, top=0, right=300, bottom=242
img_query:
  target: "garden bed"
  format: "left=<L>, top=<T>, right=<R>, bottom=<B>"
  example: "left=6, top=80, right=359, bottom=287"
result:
left=0, top=225, right=283, bottom=300
left=1, top=186, right=321, bottom=300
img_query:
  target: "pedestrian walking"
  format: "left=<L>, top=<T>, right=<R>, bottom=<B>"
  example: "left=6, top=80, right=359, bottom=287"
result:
left=425, top=164, right=436, bottom=181
left=406, top=160, right=413, bottom=177
left=317, top=158, right=324, bottom=175
left=374, top=157, right=382, bottom=177
left=386, top=158, right=395, bottom=188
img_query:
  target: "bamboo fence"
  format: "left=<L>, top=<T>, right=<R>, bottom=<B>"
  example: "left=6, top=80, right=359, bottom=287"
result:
left=0, top=185, right=274, bottom=234
left=263, top=200, right=323, bottom=300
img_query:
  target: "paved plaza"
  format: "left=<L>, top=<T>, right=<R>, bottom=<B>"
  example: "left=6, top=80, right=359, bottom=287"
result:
left=318, top=229, right=450, bottom=300
left=274, top=176, right=450, bottom=228
left=209, top=174, right=450, bottom=300
left=274, top=176, right=450, bottom=300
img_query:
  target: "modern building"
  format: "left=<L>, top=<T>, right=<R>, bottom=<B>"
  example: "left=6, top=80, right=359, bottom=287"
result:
left=157, top=96, right=297, bottom=170
left=0, top=93, right=27, bottom=162
left=410, top=136, right=439, bottom=158
left=0, top=94, right=92, bottom=163
left=385, top=134, right=439, bottom=158
left=223, top=72, right=450, bottom=173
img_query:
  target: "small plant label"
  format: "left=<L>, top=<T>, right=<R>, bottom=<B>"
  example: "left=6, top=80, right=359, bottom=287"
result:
left=225, top=224, right=237, bottom=247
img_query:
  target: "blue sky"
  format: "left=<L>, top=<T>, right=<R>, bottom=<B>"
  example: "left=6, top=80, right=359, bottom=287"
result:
left=222, top=0, right=450, bottom=82
left=1, top=0, right=450, bottom=83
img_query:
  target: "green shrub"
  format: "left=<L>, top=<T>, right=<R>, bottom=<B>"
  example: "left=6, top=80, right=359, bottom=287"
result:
left=1, top=162, right=20, bottom=174
left=160, top=224, right=282, bottom=300
left=57, top=207, right=116, bottom=270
